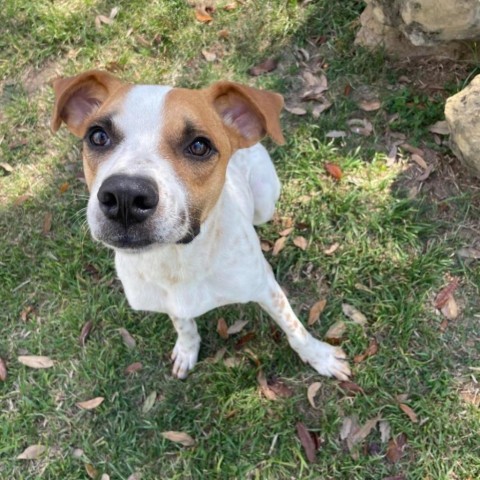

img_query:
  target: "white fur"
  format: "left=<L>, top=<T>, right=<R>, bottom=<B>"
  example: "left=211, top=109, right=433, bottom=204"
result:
left=88, top=85, right=351, bottom=380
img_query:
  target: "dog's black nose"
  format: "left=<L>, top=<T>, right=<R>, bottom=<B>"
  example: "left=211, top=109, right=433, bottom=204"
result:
left=97, top=175, right=159, bottom=227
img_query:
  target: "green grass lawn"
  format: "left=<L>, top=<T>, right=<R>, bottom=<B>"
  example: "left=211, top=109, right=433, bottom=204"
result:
left=1, top=1, right=480, bottom=479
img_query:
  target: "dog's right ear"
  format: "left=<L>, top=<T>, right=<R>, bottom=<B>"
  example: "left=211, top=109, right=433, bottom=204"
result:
left=51, top=70, right=124, bottom=137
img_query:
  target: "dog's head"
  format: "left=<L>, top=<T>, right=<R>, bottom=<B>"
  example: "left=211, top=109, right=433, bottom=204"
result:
left=51, top=70, right=284, bottom=250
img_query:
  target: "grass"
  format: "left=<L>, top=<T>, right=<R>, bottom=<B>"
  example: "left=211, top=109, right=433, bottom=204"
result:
left=1, top=0, right=480, bottom=479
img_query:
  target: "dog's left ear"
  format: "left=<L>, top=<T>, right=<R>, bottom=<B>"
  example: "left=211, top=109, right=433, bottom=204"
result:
left=51, top=70, right=124, bottom=137
left=207, top=81, right=285, bottom=148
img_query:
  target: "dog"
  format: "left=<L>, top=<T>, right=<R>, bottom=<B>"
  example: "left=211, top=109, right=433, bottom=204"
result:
left=51, top=70, right=350, bottom=380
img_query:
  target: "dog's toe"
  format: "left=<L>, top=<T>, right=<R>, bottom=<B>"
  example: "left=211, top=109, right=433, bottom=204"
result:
left=171, top=341, right=199, bottom=379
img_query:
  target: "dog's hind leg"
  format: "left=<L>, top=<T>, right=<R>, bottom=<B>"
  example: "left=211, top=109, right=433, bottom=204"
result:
left=258, top=273, right=351, bottom=380
left=170, top=316, right=201, bottom=379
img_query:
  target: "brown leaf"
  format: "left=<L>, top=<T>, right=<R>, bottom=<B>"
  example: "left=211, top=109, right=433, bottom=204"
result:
left=0, top=162, right=14, bottom=173
left=307, top=382, right=322, bottom=409
left=77, top=397, right=105, bottom=410
left=379, top=420, right=391, bottom=443
left=279, top=227, right=294, bottom=237
left=296, top=422, right=317, bottom=463
left=257, top=370, right=277, bottom=400
left=399, top=403, right=418, bottom=423
left=353, top=338, right=378, bottom=364
left=217, top=317, right=229, bottom=339
left=358, top=98, right=381, bottom=111
left=234, top=331, right=255, bottom=350
left=248, top=57, right=278, bottom=76
left=59, top=182, right=70, bottom=194
left=308, top=299, right=327, bottom=326
left=386, top=433, right=407, bottom=463
left=218, top=29, right=230, bottom=39
left=161, top=431, right=195, bottom=446
left=324, top=320, right=347, bottom=344
left=272, top=236, right=287, bottom=256
left=0, top=357, right=7, bottom=381
left=434, top=277, right=460, bottom=309
left=400, top=143, right=423, bottom=156
left=18, top=355, right=54, bottom=369
left=411, top=153, right=428, bottom=170
left=223, top=1, right=237, bottom=10
left=284, top=106, right=307, bottom=116
left=127, top=473, right=142, bottom=480
left=194, top=8, right=213, bottom=23
left=347, top=118, right=373, bottom=136
left=85, top=463, right=99, bottom=479
left=350, top=415, right=380, bottom=446
left=268, top=377, right=293, bottom=398
left=20, top=305, right=34, bottom=322
left=201, top=49, right=216, bottom=62
left=324, top=163, right=342, bottom=180
left=260, top=240, right=272, bottom=252
left=212, top=347, right=227, bottom=363
left=338, top=381, right=364, bottom=396
left=118, top=328, right=136, bottom=348
left=440, top=295, right=459, bottom=320
left=14, top=194, right=31, bottom=206
left=340, top=415, right=359, bottom=441
left=457, top=247, right=480, bottom=260
left=428, top=120, right=449, bottom=135
left=79, top=320, right=93, bottom=347
left=142, top=391, right=157, bottom=413
left=439, top=318, right=449, bottom=332
left=344, top=83, right=352, bottom=96
left=227, top=319, right=249, bottom=335
left=342, top=303, right=368, bottom=327
left=293, top=236, right=308, bottom=251
left=323, top=242, right=340, bottom=255
left=311, top=100, right=332, bottom=118
left=124, top=362, right=143, bottom=374
left=17, top=444, right=46, bottom=460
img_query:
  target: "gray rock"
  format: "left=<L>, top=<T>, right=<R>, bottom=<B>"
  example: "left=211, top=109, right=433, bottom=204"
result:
left=445, top=75, right=480, bottom=178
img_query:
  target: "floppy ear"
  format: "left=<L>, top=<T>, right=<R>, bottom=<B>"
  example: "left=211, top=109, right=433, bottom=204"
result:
left=207, top=81, right=285, bottom=148
left=51, top=70, right=124, bottom=137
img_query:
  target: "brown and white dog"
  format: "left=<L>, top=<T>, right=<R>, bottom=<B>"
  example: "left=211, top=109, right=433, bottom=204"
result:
left=51, top=70, right=350, bottom=380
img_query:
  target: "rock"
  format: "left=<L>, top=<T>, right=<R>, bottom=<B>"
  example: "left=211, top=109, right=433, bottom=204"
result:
left=356, top=0, right=480, bottom=57
left=445, top=75, right=480, bottom=178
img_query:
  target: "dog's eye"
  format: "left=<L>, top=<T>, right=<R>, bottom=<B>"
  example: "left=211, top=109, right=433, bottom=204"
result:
left=89, top=128, right=111, bottom=147
left=186, top=138, right=212, bottom=158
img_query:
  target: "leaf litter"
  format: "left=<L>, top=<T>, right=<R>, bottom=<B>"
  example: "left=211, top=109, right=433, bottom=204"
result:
left=308, top=299, right=327, bottom=326
left=17, top=444, right=46, bottom=460
left=18, top=355, right=54, bottom=369
left=161, top=431, right=195, bottom=447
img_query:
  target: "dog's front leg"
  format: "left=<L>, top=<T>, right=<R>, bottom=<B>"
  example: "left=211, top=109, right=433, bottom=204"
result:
left=170, top=316, right=201, bottom=379
left=258, top=276, right=351, bottom=380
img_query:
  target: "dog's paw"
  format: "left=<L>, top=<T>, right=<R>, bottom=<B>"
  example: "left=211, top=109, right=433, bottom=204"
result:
left=171, top=339, right=200, bottom=379
left=298, top=339, right=351, bottom=381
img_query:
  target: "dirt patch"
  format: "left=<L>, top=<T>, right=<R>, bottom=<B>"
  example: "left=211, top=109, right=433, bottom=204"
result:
left=21, top=59, right=63, bottom=96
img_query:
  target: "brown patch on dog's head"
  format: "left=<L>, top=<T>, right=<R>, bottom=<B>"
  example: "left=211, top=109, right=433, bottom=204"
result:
left=160, top=81, right=284, bottom=225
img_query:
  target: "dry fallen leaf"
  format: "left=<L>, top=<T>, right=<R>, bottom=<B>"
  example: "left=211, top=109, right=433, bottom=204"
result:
left=127, top=472, right=142, bottom=480
left=293, top=236, right=308, bottom=251
left=379, top=420, right=391, bottom=443
left=268, top=377, right=294, bottom=398
left=325, top=130, right=347, bottom=138
left=234, top=331, right=255, bottom=349
left=218, top=29, right=229, bottom=39
left=76, top=397, right=105, bottom=410
left=212, top=347, right=227, bottom=363
left=440, top=295, right=459, bottom=320
left=118, top=328, right=136, bottom=349
left=257, top=369, right=277, bottom=400
left=284, top=106, right=307, bottom=116
left=124, top=362, right=143, bottom=374
left=101, top=475, right=111, bottom=480
left=399, top=403, right=418, bottom=423
left=85, top=463, right=99, bottom=479
left=279, top=227, right=294, bottom=237
left=224, top=356, right=241, bottom=368
left=59, top=182, right=70, bottom=194
left=307, top=382, right=322, bottom=409
left=347, top=118, right=373, bottom=136
left=324, top=242, right=340, bottom=255
left=411, top=153, right=428, bottom=170
left=386, top=433, right=407, bottom=463
left=142, top=391, right=157, bottom=413
left=161, top=431, right=195, bottom=446
left=223, top=1, right=237, bottom=10
left=227, top=319, right=249, bottom=335
left=353, top=338, right=378, bottom=364
left=324, top=163, right=342, bottom=180
left=457, top=247, right=480, bottom=260
left=194, top=9, right=213, bottom=23
left=201, top=49, right=216, bottom=62
left=248, top=57, right=278, bottom=76
left=338, top=381, right=364, bottom=396
left=342, top=303, right=368, bottom=327
left=14, top=194, right=31, bottom=206
left=296, top=422, right=317, bottom=463
left=350, top=415, right=380, bottom=446
left=17, top=445, right=46, bottom=460
left=79, top=320, right=93, bottom=347
left=340, top=415, right=359, bottom=442
left=434, top=278, right=459, bottom=309
left=217, top=317, right=229, bottom=339
left=311, top=99, right=332, bottom=118
left=358, top=98, right=381, bottom=111
left=324, top=321, right=347, bottom=344
left=260, top=240, right=272, bottom=252
left=272, top=236, right=287, bottom=256
left=18, top=355, right=54, bottom=369
left=20, top=305, right=34, bottom=322
left=428, top=120, right=449, bottom=135
left=0, top=162, right=14, bottom=173
left=308, top=299, right=327, bottom=326
left=0, top=357, right=7, bottom=381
